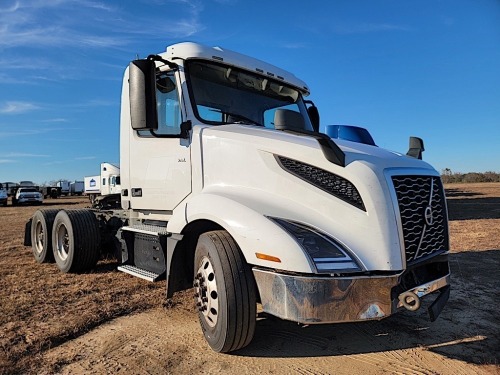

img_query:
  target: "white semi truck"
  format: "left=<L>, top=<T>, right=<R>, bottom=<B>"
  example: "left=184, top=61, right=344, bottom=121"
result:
left=25, top=42, right=450, bottom=353
left=84, top=162, right=121, bottom=208
left=57, top=180, right=71, bottom=196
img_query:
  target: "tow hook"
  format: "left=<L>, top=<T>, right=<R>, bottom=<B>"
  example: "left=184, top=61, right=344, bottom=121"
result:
left=398, top=291, right=421, bottom=311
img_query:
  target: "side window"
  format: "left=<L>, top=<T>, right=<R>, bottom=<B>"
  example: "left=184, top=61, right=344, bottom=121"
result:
left=155, top=71, right=182, bottom=135
left=102, top=178, right=106, bottom=186
left=263, top=103, right=301, bottom=129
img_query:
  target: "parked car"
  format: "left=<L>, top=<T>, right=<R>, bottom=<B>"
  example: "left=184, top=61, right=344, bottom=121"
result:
left=0, top=183, right=7, bottom=206
left=13, top=187, right=43, bottom=206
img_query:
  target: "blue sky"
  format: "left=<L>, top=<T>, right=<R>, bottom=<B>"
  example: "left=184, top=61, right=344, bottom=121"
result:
left=0, top=0, right=499, bottom=184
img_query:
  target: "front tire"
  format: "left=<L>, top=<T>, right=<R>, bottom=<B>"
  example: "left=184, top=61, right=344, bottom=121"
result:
left=52, top=210, right=100, bottom=273
left=31, top=209, right=60, bottom=263
left=194, top=230, right=256, bottom=353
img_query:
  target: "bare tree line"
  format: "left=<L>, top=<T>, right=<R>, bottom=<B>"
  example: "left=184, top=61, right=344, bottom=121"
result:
left=441, top=169, right=500, bottom=183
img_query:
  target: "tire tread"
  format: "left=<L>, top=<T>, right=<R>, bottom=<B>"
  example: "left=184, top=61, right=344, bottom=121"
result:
left=202, top=230, right=256, bottom=352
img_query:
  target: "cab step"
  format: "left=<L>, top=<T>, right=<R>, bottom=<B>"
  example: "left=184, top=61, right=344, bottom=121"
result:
left=117, top=264, right=164, bottom=282
left=121, top=223, right=170, bottom=236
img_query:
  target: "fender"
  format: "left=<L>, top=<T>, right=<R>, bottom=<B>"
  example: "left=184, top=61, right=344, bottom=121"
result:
left=168, top=192, right=314, bottom=273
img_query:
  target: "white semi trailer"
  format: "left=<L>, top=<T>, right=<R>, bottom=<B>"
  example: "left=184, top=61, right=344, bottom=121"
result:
left=25, top=42, right=450, bottom=353
left=70, top=181, right=85, bottom=196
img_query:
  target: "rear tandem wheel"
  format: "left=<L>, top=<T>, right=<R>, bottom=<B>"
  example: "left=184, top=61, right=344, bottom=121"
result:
left=52, top=209, right=101, bottom=273
left=31, top=209, right=60, bottom=263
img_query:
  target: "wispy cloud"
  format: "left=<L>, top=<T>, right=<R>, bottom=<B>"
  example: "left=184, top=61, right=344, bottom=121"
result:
left=0, top=0, right=203, bottom=50
left=0, top=101, right=40, bottom=114
left=0, top=127, right=74, bottom=138
left=0, top=0, right=206, bottom=85
left=0, top=152, right=50, bottom=158
left=0, top=159, right=16, bottom=164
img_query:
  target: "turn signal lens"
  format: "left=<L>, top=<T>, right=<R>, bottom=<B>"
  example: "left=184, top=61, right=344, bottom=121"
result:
left=255, top=253, right=281, bottom=263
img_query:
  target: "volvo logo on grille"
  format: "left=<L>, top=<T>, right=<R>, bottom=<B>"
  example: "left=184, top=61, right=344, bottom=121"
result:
left=424, top=206, right=434, bottom=226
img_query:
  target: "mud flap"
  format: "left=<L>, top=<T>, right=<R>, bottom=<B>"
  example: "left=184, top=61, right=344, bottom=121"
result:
left=428, top=285, right=450, bottom=322
left=24, top=219, right=32, bottom=246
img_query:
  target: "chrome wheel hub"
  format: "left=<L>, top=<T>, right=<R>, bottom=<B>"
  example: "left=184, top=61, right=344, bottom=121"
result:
left=194, top=256, right=218, bottom=327
left=56, top=224, right=70, bottom=261
left=34, top=221, right=44, bottom=254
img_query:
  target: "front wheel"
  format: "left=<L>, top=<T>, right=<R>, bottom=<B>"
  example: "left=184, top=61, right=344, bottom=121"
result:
left=194, top=230, right=256, bottom=353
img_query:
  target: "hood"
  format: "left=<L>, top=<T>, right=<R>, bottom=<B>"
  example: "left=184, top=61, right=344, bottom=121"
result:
left=202, top=124, right=435, bottom=173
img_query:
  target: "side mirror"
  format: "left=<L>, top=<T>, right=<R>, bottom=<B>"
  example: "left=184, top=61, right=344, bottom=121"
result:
left=274, top=109, right=305, bottom=131
left=129, top=59, right=158, bottom=130
left=407, top=136, right=425, bottom=160
left=326, top=125, right=376, bottom=146
left=305, top=101, right=320, bottom=132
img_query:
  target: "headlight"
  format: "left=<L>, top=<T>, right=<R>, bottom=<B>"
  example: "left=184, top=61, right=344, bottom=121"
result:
left=271, top=218, right=362, bottom=273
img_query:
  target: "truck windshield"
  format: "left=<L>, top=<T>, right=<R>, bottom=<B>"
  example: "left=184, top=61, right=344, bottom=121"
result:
left=185, top=60, right=313, bottom=130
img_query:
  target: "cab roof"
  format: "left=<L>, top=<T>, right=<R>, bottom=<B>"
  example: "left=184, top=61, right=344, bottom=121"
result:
left=160, top=42, right=310, bottom=96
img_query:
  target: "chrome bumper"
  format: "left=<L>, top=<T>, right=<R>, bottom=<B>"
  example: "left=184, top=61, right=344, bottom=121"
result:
left=252, top=268, right=450, bottom=324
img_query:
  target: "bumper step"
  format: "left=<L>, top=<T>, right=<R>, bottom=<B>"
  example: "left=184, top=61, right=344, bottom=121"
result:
left=117, top=264, right=164, bottom=282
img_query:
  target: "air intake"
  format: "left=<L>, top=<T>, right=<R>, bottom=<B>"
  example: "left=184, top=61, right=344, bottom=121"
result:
left=277, top=156, right=365, bottom=211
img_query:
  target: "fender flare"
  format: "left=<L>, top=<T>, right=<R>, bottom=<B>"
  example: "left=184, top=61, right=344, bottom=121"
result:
left=168, top=193, right=313, bottom=273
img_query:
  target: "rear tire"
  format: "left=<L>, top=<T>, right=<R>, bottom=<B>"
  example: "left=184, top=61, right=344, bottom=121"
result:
left=31, top=209, right=60, bottom=263
left=194, top=230, right=256, bottom=353
left=52, top=210, right=100, bottom=273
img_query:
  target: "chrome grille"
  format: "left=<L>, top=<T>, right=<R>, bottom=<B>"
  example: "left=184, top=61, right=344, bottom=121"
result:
left=277, top=156, right=365, bottom=210
left=392, top=176, right=449, bottom=263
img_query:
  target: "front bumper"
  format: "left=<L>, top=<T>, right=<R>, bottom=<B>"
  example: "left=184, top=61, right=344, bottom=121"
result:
left=18, top=197, right=43, bottom=204
left=253, top=255, right=450, bottom=324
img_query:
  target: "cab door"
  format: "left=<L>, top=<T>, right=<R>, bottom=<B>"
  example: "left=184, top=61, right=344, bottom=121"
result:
left=128, top=69, right=191, bottom=211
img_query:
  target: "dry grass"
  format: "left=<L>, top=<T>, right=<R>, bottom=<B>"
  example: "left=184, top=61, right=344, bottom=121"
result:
left=0, top=197, right=165, bottom=374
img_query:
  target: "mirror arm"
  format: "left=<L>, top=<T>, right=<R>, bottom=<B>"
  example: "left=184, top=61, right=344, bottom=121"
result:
left=147, top=54, right=178, bottom=70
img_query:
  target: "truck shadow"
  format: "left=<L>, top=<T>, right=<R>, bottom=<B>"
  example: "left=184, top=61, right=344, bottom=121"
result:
left=237, top=249, right=500, bottom=366
left=446, top=191, right=500, bottom=220
left=444, top=188, right=483, bottom=198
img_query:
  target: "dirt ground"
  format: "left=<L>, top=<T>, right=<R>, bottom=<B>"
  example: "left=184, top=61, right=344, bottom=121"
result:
left=0, top=184, right=499, bottom=375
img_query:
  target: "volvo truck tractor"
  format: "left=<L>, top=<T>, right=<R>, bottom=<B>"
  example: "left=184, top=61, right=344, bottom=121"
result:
left=24, top=42, right=450, bottom=353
